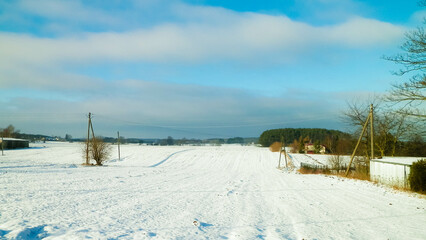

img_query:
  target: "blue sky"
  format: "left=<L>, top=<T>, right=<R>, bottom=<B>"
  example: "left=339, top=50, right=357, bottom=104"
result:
left=0, top=0, right=424, bottom=139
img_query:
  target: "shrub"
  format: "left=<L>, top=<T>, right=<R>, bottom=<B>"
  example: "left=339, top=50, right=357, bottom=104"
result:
left=327, top=155, right=342, bottom=170
left=83, top=137, right=111, bottom=166
left=269, top=142, right=282, bottom=152
left=409, top=159, right=426, bottom=193
left=91, top=137, right=111, bottom=166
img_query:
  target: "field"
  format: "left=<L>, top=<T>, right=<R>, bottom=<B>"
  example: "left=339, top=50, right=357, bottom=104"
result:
left=1, top=142, right=425, bottom=239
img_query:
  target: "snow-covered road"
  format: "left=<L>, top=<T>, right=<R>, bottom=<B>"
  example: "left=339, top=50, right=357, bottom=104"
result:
left=1, top=143, right=425, bottom=239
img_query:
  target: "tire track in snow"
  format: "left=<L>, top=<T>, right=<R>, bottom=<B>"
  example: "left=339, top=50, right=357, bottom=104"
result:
left=148, top=149, right=193, bottom=168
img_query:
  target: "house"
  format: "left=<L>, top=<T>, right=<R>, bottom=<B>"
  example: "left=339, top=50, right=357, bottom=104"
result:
left=0, top=138, right=30, bottom=149
left=304, top=143, right=326, bottom=154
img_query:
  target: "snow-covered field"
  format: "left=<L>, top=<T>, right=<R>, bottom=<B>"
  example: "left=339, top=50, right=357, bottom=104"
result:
left=1, top=142, right=425, bottom=239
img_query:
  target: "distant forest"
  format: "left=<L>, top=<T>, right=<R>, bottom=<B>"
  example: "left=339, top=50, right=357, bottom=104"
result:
left=259, top=128, right=426, bottom=157
left=259, top=128, right=350, bottom=147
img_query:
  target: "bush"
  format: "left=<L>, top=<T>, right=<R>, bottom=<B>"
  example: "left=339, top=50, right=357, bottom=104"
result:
left=327, top=155, right=343, bottom=170
left=409, top=159, right=426, bottom=193
left=83, top=137, right=111, bottom=166
left=269, top=142, right=282, bottom=152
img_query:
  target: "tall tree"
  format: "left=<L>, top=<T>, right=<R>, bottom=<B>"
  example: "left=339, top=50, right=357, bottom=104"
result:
left=343, top=100, right=417, bottom=157
left=385, top=1, right=426, bottom=119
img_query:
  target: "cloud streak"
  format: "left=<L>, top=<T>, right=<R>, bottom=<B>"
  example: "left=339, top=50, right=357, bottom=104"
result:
left=0, top=7, right=405, bottom=90
left=0, top=78, right=349, bottom=138
left=0, top=14, right=404, bottom=63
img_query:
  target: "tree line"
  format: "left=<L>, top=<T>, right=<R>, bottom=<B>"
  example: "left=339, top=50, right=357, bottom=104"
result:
left=259, top=125, right=425, bottom=157
left=259, top=128, right=353, bottom=154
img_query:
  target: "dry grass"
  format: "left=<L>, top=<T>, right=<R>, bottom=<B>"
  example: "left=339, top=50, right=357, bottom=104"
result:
left=298, top=168, right=328, bottom=174
left=299, top=164, right=369, bottom=181
left=338, top=171, right=370, bottom=181
left=269, top=142, right=282, bottom=152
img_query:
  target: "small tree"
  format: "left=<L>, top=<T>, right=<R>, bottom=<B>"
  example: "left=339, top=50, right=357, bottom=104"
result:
left=166, top=136, right=174, bottom=145
left=328, top=155, right=343, bottom=170
left=289, top=139, right=300, bottom=153
left=65, top=134, right=73, bottom=142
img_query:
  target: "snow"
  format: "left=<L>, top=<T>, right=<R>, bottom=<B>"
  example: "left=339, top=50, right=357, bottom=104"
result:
left=372, top=157, right=422, bottom=165
left=1, top=142, right=425, bottom=239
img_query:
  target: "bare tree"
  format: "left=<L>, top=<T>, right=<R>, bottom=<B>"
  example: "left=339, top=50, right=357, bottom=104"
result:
left=384, top=3, right=426, bottom=118
left=342, top=100, right=379, bottom=158
left=328, top=155, right=343, bottom=170
left=343, top=100, right=418, bottom=157
left=1, top=125, right=19, bottom=138
left=90, top=137, right=111, bottom=166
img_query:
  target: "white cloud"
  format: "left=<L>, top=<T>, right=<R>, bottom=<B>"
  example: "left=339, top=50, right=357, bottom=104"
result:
left=0, top=7, right=405, bottom=92
left=0, top=12, right=404, bottom=65
left=324, top=17, right=405, bottom=47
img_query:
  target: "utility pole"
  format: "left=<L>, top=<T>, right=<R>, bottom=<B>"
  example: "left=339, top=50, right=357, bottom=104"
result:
left=370, top=104, right=374, bottom=160
left=278, top=136, right=286, bottom=169
left=345, top=105, right=374, bottom=176
left=117, top=131, right=121, bottom=161
left=86, top=112, right=92, bottom=165
left=284, top=141, right=288, bottom=168
left=278, top=141, right=282, bottom=169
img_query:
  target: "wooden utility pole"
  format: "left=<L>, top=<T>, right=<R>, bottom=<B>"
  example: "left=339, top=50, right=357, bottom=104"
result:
left=86, top=112, right=91, bottom=165
left=117, top=131, right=121, bottom=161
left=278, top=136, right=287, bottom=169
left=345, top=105, right=374, bottom=176
left=278, top=140, right=282, bottom=169
left=284, top=141, right=288, bottom=168
left=278, top=136, right=286, bottom=168
left=370, top=104, right=374, bottom=160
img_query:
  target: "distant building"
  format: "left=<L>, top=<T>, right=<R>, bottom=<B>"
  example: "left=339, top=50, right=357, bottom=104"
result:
left=304, top=143, right=326, bottom=154
left=0, top=138, right=30, bottom=149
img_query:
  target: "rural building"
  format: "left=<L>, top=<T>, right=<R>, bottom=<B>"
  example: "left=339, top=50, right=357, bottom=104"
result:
left=370, top=157, right=422, bottom=188
left=0, top=138, right=30, bottom=149
left=304, top=143, right=326, bottom=154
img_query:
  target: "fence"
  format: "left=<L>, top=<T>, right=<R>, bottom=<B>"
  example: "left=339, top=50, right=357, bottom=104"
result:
left=370, top=159, right=414, bottom=189
left=300, top=162, right=356, bottom=174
